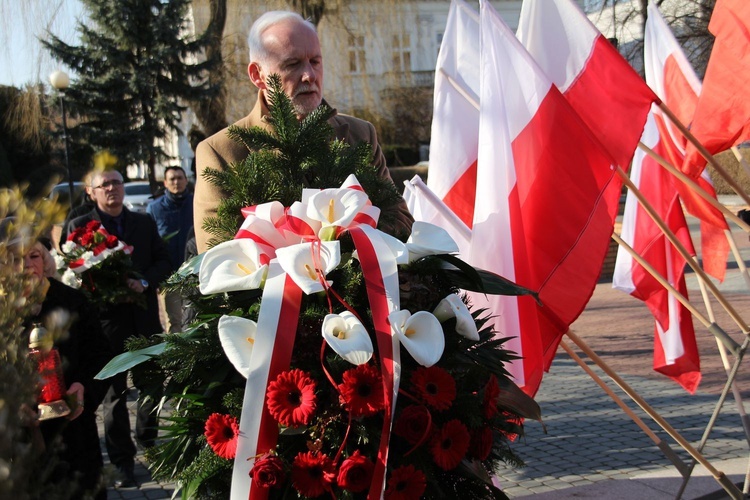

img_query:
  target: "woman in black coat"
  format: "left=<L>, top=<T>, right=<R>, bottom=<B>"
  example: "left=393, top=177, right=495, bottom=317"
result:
left=24, top=240, right=113, bottom=499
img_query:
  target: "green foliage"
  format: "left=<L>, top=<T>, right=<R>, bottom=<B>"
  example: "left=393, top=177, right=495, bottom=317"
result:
left=42, top=0, right=217, bottom=180
left=0, top=189, right=72, bottom=499
left=115, top=83, right=537, bottom=498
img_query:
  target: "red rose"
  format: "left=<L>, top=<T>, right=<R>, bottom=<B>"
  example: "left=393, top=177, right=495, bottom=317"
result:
left=69, top=227, right=85, bottom=243
left=80, top=232, right=95, bottom=248
left=250, top=454, right=286, bottom=489
left=394, top=405, right=432, bottom=445
left=337, top=450, right=374, bottom=493
left=105, top=234, right=119, bottom=248
left=92, top=242, right=108, bottom=256
left=85, top=220, right=101, bottom=232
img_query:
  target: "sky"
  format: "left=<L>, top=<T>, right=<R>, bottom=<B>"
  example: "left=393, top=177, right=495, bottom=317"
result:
left=0, top=1, right=84, bottom=87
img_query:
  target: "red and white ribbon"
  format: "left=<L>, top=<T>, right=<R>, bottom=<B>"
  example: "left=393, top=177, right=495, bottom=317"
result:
left=231, top=263, right=302, bottom=500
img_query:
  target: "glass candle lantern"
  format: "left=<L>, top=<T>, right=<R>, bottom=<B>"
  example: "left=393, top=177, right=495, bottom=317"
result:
left=28, top=324, right=71, bottom=420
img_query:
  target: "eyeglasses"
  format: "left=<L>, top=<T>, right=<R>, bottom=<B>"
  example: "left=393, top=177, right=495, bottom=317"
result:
left=92, top=180, right=124, bottom=189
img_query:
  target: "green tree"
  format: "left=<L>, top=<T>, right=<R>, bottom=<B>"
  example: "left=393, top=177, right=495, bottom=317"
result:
left=42, top=0, right=217, bottom=188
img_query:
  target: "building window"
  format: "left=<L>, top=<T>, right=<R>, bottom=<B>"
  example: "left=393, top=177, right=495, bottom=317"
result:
left=348, top=34, right=366, bottom=74
left=392, top=33, right=411, bottom=72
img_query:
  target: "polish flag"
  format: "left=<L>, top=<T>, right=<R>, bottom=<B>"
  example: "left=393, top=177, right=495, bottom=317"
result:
left=684, top=0, right=750, bottom=175
left=472, top=0, right=618, bottom=395
left=517, top=0, right=658, bottom=172
left=644, top=3, right=729, bottom=282
left=613, top=113, right=701, bottom=393
left=427, top=0, right=480, bottom=228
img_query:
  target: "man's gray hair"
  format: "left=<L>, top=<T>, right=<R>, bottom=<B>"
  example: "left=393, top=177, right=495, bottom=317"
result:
left=247, top=11, right=317, bottom=65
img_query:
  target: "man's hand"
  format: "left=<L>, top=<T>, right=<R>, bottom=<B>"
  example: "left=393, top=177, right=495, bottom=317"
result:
left=127, top=278, right=146, bottom=293
left=66, top=382, right=85, bottom=421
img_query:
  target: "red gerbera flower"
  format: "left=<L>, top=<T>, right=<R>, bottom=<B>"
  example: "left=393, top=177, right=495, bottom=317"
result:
left=483, top=375, right=500, bottom=418
left=430, top=419, right=470, bottom=470
left=204, top=413, right=239, bottom=459
left=338, top=364, right=384, bottom=417
left=394, top=405, right=432, bottom=445
left=291, top=451, right=335, bottom=498
left=337, top=450, right=374, bottom=493
left=384, top=465, right=426, bottom=500
left=469, top=426, right=493, bottom=461
left=266, top=369, right=317, bottom=427
left=410, top=366, right=456, bottom=411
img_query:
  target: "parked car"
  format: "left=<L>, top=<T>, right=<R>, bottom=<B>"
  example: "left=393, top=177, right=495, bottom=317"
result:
left=123, top=181, right=153, bottom=213
left=47, top=181, right=87, bottom=211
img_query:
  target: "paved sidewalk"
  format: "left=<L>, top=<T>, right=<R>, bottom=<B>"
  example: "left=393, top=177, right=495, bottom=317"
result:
left=101, top=197, right=750, bottom=499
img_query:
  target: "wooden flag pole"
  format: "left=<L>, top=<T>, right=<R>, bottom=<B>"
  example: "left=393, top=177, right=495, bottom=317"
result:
left=674, top=335, right=750, bottom=499
left=611, top=233, right=740, bottom=353
left=731, top=146, right=750, bottom=180
left=637, top=142, right=750, bottom=232
left=559, top=339, right=688, bottom=474
left=696, top=278, right=750, bottom=443
left=636, top=142, right=750, bottom=290
left=616, top=167, right=750, bottom=337
left=658, top=102, right=750, bottom=207
left=564, top=329, right=744, bottom=499
left=725, top=229, right=750, bottom=291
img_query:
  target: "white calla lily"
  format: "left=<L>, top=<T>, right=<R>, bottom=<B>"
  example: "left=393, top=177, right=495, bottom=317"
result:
left=351, top=229, right=408, bottom=265
left=433, top=294, right=479, bottom=341
left=218, top=315, right=257, bottom=378
left=198, top=239, right=268, bottom=294
left=322, top=311, right=373, bottom=365
left=388, top=309, right=445, bottom=367
left=406, top=221, right=460, bottom=262
left=308, top=188, right=369, bottom=239
left=276, top=241, right=341, bottom=294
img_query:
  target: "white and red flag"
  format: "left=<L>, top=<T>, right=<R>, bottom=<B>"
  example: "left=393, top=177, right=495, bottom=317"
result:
left=516, top=0, right=658, bottom=172
left=683, top=0, right=750, bottom=175
left=426, top=0, right=480, bottom=229
left=471, top=0, right=617, bottom=395
left=613, top=113, right=702, bottom=393
left=644, top=2, right=729, bottom=282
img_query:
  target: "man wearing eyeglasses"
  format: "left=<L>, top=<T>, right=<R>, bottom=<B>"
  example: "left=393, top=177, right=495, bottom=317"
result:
left=67, top=168, right=171, bottom=489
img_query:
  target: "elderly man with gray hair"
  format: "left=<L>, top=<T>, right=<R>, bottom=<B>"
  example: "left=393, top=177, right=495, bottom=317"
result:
left=193, top=10, right=414, bottom=253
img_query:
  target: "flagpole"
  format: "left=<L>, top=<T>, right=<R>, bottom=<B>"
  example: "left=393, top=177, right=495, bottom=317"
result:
left=564, top=329, right=744, bottom=500
left=658, top=102, right=750, bottom=207
left=616, top=167, right=750, bottom=337
left=611, top=233, right=739, bottom=352
left=558, top=339, right=688, bottom=474
left=637, top=142, right=750, bottom=232
left=637, top=141, right=750, bottom=289
left=731, top=146, right=750, bottom=180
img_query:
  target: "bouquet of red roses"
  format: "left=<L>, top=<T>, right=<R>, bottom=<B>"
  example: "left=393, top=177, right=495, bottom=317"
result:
left=58, top=220, right=144, bottom=308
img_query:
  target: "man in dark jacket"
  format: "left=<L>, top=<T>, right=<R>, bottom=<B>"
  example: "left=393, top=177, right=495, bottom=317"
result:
left=68, top=168, right=171, bottom=488
left=147, top=166, right=193, bottom=333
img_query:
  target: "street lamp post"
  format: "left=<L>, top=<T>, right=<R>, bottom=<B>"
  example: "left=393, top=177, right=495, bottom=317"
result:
left=49, top=70, right=74, bottom=211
